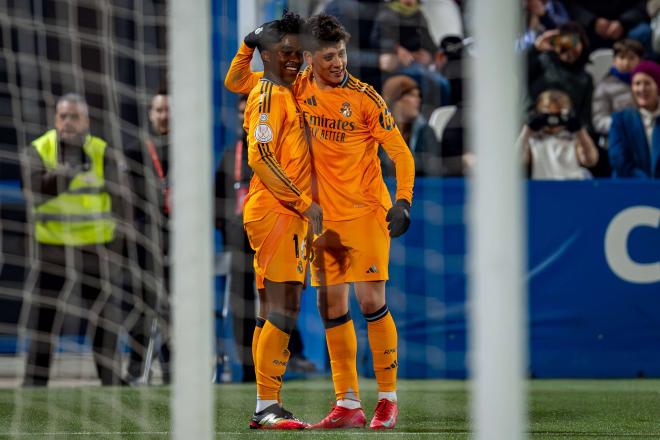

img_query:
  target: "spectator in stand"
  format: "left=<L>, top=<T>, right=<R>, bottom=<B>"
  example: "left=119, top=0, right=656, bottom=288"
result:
left=592, top=39, right=643, bottom=139
left=528, top=22, right=593, bottom=128
left=590, top=39, right=642, bottom=176
left=518, top=0, right=570, bottom=51
left=434, top=35, right=465, bottom=107
left=563, top=0, right=651, bottom=52
left=609, top=60, right=660, bottom=178
left=433, top=35, right=475, bottom=176
left=324, top=0, right=384, bottom=91
left=214, top=95, right=256, bottom=382
left=648, top=0, right=660, bottom=54
left=124, top=88, right=172, bottom=384
left=519, top=89, right=599, bottom=179
left=370, top=0, right=450, bottom=116
left=379, top=75, right=442, bottom=177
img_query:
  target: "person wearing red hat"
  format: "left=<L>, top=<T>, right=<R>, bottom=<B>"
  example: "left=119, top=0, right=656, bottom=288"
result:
left=608, top=60, right=660, bottom=178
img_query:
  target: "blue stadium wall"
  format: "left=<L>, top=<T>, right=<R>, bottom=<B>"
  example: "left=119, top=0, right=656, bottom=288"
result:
left=368, top=179, right=660, bottom=379
left=214, top=178, right=660, bottom=380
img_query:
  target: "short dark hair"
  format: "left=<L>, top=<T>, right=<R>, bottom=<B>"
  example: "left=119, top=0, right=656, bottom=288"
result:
left=613, top=38, right=644, bottom=58
left=261, top=11, right=304, bottom=50
left=302, top=13, right=350, bottom=52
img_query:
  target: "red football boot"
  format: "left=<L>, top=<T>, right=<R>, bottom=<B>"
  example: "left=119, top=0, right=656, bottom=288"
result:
left=309, top=405, right=367, bottom=429
left=369, top=399, right=398, bottom=429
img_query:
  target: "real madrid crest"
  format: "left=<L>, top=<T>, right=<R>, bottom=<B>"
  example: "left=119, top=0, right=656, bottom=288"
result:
left=340, top=102, right=352, bottom=118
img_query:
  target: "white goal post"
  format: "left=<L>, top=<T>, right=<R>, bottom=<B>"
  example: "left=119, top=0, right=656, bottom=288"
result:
left=468, top=0, right=527, bottom=439
left=169, top=0, right=214, bottom=439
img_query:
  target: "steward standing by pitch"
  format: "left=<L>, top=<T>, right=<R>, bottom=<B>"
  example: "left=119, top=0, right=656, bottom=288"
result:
left=20, top=93, right=130, bottom=386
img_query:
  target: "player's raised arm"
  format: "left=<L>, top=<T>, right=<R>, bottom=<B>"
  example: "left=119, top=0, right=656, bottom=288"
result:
left=224, top=25, right=269, bottom=94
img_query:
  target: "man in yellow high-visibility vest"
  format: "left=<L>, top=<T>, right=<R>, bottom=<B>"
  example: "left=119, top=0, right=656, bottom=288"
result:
left=21, top=93, right=130, bottom=386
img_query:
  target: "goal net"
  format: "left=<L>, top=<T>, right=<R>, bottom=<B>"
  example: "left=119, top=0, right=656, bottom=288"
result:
left=0, top=0, right=527, bottom=438
left=0, top=0, right=175, bottom=435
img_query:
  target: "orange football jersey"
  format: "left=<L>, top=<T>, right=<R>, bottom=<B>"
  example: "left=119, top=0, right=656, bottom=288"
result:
left=226, top=42, right=414, bottom=221
left=242, top=77, right=312, bottom=223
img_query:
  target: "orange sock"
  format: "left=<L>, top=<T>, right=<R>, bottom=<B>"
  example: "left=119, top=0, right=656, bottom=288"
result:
left=325, top=313, right=360, bottom=402
left=255, top=314, right=293, bottom=401
left=252, top=317, right=265, bottom=374
left=366, top=305, right=397, bottom=393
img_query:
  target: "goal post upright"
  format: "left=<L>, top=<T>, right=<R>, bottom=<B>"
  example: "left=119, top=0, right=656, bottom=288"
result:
left=468, top=0, right=527, bottom=439
left=169, top=0, right=214, bottom=438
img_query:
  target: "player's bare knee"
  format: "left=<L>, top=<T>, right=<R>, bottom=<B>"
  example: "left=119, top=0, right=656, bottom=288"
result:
left=357, top=294, right=386, bottom=315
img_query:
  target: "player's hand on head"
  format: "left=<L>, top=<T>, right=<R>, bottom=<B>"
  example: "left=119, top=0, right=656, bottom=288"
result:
left=386, top=199, right=411, bottom=238
left=304, top=201, right=323, bottom=235
left=244, top=20, right=278, bottom=49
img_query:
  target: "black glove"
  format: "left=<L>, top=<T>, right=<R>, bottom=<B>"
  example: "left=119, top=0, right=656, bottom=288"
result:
left=244, top=20, right=279, bottom=50
left=386, top=199, right=411, bottom=238
left=564, top=114, right=582, bottom=133
left=527, top=113, right=548, bottom=131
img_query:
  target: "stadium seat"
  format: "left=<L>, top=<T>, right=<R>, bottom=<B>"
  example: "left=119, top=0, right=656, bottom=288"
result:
left=421, top=0, right=464, bottom=43
left=428, top=105, right=457, bottom=142
left=586, top=48, right=614, bottom=83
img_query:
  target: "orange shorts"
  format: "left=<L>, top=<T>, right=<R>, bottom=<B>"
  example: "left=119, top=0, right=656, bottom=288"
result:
left=310, top=208, right=390, bottom=286
left=244, top=212, right=310, bottom=289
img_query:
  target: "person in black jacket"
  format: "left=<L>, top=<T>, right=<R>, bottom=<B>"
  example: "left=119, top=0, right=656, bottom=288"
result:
left=214, top=95, right=256, bottom=382
left=527, top=22, right=594, bottom=129
left=563, top=0, right=650, bottom=52
left=124, top=88, right=172, bottom=385
left=370, top=0, right=450, bottom=116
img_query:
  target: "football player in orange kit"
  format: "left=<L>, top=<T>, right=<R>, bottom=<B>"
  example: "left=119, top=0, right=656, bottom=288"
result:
left=237, top=12, right=323, bottom=430
left=225, top=13, right=415, bottom=430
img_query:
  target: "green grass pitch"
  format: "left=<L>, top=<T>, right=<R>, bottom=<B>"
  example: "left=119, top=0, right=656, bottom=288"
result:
left=0, top=378, right=658, bottom=438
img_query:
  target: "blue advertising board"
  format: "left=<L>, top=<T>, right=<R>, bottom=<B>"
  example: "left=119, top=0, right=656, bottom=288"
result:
left=351, top=179, right=660, bottom=379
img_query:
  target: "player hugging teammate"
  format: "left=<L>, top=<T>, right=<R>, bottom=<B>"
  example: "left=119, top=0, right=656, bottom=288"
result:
left=225, top=11, right=415, bottom=430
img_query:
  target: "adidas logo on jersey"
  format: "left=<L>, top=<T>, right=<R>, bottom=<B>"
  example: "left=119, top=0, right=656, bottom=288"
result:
left=305, top=95, right=317, bottom=106
left=366, top=264, right=378, bottom=274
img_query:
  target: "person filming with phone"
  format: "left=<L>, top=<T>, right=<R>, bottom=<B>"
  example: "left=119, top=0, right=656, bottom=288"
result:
left=518, top=89, right=599, bottom=179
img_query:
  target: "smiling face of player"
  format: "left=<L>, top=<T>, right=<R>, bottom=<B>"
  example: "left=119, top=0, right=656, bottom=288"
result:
left=305, top=40, right=348, bottom=89
left=263, top=34, right=303, bottom=86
